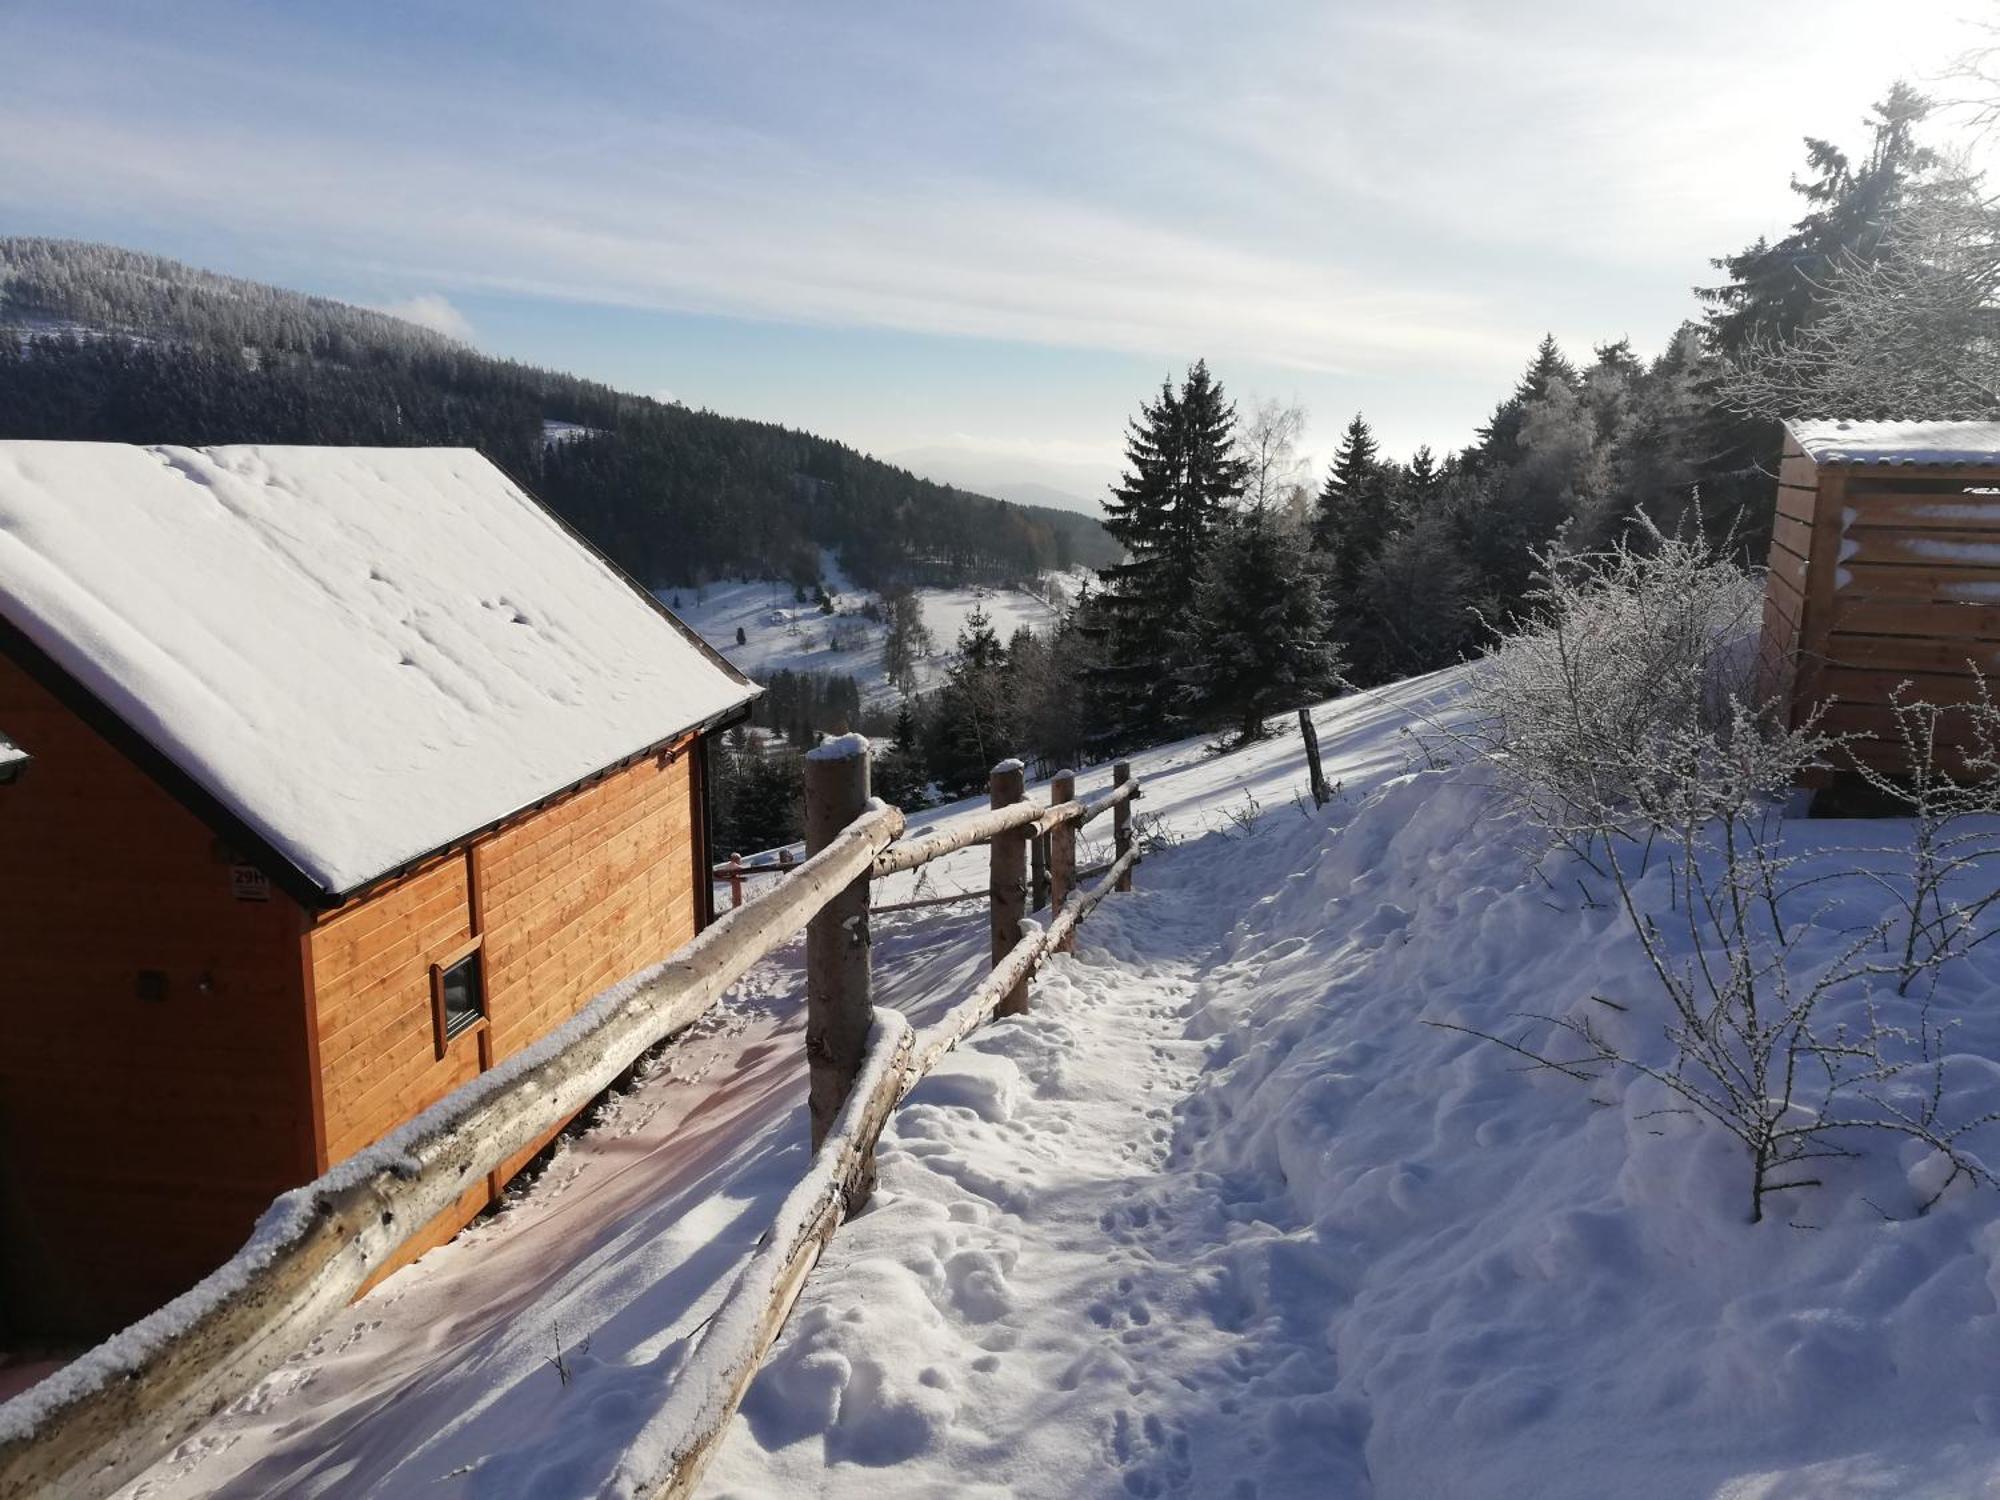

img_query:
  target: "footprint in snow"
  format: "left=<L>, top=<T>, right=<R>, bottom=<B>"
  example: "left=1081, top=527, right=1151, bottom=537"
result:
left=1107, top=1407, right=1194, bottom=1498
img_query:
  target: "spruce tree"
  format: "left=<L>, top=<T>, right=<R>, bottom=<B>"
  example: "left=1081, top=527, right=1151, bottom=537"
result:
left=1176, top=505, right=1345, bottom=746
left=923, top=606, right=1015, bottom=794
left=1694, top=83, right=1939, bottom=545
left=1092, top=359, right=1248, bottom=743
left=1699, top=83, right=1936, bottom=351
left=1472, top=336, right=1581, bottom=470
left=873, top=696, right=932, bottom=811
left=1312, top=413, right=1397, bottom=586
left=1404, top=445, right=1443, bottom=512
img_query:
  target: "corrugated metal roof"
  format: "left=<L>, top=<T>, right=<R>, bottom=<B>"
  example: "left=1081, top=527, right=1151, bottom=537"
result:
left=1788, top=418, right=2000, bottom=467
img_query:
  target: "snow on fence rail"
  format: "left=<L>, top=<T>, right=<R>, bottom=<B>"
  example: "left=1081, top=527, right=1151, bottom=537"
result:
left=0, top=745, right=1139, bottom=1500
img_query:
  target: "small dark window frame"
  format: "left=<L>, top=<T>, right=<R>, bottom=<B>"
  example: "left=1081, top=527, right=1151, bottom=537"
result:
left=429, top=937, right=486, bottom=1060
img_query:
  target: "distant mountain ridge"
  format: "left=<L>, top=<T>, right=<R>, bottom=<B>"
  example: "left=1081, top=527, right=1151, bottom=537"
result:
left=887, top=442, right=1111, bottom=517
left=0, top=238, right=1116, bottom=589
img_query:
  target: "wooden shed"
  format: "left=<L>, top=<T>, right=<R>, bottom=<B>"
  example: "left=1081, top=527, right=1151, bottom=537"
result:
left=1761, top=419, right=2000, bottom=770
left=0, top=443, right=757, bottom=1340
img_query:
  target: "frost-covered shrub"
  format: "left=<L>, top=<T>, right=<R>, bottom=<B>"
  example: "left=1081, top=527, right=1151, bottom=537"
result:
left=1848, top=675, right=2000, bottom=993
left=1432, top=521, right=1820, bottom=847
left=1428, top=525, right=2000, bottom=1223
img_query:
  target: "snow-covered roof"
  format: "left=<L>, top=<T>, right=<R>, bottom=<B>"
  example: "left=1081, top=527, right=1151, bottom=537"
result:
left=1788, top=418, right=2000, bottom=467
left=0, top=443, right=757, bottom=899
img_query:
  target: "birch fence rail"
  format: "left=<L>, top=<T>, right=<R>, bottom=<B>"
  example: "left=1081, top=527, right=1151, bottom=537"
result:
left=0, top=744, right=1141, bottom=1500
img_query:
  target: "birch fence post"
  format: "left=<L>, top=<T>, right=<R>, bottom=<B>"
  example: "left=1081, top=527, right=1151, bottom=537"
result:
left=804, top=736, right=877, bottom=1207
left=1113, top=760, right=1134, bottom=893
left=1048, top=769, right=1077, bottom=952
left=989, top=759, right=1030, bottom=1016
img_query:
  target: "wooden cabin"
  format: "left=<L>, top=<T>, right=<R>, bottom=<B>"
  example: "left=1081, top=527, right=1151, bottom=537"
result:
left=1760, top=419, right=2000, bottom=772
left=0, top=443, right=757, bottom=1340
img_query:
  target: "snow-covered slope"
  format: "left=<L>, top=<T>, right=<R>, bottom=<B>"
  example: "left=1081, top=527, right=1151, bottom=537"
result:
left=711, top=688, right=2000, bottom=1498
left=670, top=560, right=1079, bottom=705
left=108, top=669, right=2000, bottom=1498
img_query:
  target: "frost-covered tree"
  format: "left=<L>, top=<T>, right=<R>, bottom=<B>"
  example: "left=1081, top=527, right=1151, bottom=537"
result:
left=1596, top=326, right=1710, bottom=544
left=1358, top=510, right=1479, bottom=680
left=1715, top=179, right=2000, bottom=420
left=1234, top=397, right=1310, bottom=513
left=1700, top=83, right=1938, bottom=351
left=1693, top=83, right=1943, bottom=540
left=1470, top=335, right=1581, bottom=470
left=1449, top=340, right=1596, bottom=625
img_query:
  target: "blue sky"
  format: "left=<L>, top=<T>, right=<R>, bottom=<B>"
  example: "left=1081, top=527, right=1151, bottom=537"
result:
left=0, top=0, right=1989, bottom=506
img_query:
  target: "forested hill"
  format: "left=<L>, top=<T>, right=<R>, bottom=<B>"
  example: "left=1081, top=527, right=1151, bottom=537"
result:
left=0, top=238, right=1116, bottom=588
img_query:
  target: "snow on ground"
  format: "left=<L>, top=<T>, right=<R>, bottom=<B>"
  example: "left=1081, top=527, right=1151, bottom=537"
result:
left=112, top=667, right=2000, bottom=1498
left=710, top=684, right=2000, bottom=1498
left=669, top=556, right=1079, bottom=706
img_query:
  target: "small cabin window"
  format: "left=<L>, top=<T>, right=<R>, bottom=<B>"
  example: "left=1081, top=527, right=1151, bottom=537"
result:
left=430, top=941, right=486, bottom=1057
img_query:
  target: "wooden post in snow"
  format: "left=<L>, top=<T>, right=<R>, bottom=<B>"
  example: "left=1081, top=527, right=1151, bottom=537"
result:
left=989, top=759, right=1030, bottom=1016
left=1030, top=822, right=1050, bottom=913
left=1049, top=769, right=1077, bottom=953
left=1113, top=760, right=1134, bottom=893
left=727, top=852, right=744, bottom=909
left=1298, top=707, right=1331, bottom=808
left=804, top=736, right=875, bottom=1190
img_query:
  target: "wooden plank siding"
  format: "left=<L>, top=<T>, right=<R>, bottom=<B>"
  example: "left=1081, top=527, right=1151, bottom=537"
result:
left=1761, top=441, right=2000, bottom=769
left=0, top=601, right=717, bottom=1336
left=306, top=737, right=702, bottom=1285
left=0, top=656, right=318, bottom=1340
left=1757, top=439, right=1818, bottom=710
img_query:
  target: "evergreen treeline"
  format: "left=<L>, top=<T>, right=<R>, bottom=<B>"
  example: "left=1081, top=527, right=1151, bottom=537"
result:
left=870, top=85, right=1948, bottom=789
left=749, top=670, right=871, bottom=748
left=0, top=238, right=1116, bottom=589
left=708, top=728, right=806, bottom=859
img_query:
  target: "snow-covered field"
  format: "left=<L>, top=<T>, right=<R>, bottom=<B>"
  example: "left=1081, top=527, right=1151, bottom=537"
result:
left=111, top=669, right=2000, bottom=1498
left=669, top=559, right=1078, bottom=706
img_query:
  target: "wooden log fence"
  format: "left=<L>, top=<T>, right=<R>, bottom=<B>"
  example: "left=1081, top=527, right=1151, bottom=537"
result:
left=715, top=847, right=797, bottom=910
left=0, top=746, right=1141, bottom=1500
left=1049, top=769, right=1076, bottom=953
left=989, top=760, right=1030, bottom=1017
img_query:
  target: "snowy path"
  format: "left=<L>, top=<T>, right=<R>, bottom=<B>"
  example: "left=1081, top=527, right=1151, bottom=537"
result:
left=708, top=829, right=1372, bottom=1500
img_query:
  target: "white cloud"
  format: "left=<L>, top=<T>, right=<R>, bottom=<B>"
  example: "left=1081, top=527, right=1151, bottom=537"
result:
left=0, top=0, right=1989, bottom=432
left=372, top=293, right=474, bottom=343
left=0, top=108, right=1534, bottom=381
